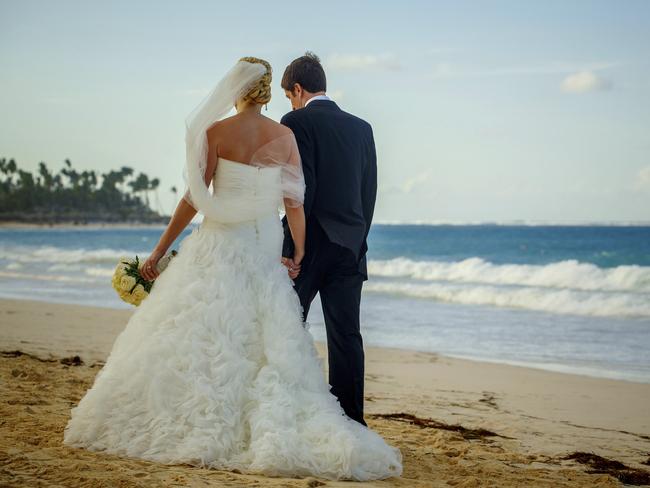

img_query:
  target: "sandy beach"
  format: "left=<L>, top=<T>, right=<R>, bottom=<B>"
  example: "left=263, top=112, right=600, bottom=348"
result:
left=1, top=297, right=649, bottom=487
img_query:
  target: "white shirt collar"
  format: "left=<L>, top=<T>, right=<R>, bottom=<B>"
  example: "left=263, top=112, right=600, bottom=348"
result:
left=304, top=94, right=331, bottom=107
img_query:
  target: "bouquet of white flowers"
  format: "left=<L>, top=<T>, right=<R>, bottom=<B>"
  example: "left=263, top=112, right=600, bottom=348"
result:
left=111, top=250, right=177, bottom=306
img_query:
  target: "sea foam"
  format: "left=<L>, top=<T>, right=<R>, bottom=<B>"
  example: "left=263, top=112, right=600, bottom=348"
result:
left=368, top=257, right=650, bottom=293
left=366, top=257, right=650, bottom=317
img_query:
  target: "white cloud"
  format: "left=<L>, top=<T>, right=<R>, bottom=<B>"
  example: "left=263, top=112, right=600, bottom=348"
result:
left=432, top=62, right=454, bottom=78
left=401, top=171, right=432, bottom=193
left=326, top=53, right=401, bottom=72
left=561, top=71, right=612, bottom=93
left=431, top=61, right=617, bottom=80
left=381, top=170, right=432, bottom=194
left=634, top=166, right=650, bottom=192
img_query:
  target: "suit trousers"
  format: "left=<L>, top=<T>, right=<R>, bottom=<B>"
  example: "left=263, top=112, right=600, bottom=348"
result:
left=291, top=219, right=367, bottom=427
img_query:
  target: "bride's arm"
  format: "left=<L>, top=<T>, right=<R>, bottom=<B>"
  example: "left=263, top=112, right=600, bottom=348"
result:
left=284, top=203, right=305, bottom=270
left=281, top=132, right=306, bottom=278
left=141, top=138, right=218, bottom=280
left=141, top=202, right=196, bottom=281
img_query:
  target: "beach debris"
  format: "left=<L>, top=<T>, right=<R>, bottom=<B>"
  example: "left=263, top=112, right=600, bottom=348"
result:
left=60, top=355, right=84, bottom=366
left=1, top=350, right=56, bottom=362
left=479, top=391, right=499, bottom=409
left=2, top=350, right=85, bottom=367
left=369, top=412, right=509, bottom=440
left=562, top=451, right=650, bottom=485
left=478, top=391, right=498, bottom=409
left=306, top=478, right=326, bottom=487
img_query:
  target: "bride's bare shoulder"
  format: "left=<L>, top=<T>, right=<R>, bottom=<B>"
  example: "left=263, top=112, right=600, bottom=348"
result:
left=207, top=115, right=236, bottom=133
left=262, top=115, right=294, bottom=138
left=206, top=116, right=240, bottom=142
left=206, top=114, right=293, bottom=144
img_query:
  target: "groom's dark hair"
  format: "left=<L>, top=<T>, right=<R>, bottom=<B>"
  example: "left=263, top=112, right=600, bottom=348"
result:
left=281, top=51, right=327, bottom=93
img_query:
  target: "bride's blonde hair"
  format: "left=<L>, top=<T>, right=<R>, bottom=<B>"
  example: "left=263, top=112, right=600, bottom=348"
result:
left=239, top=56, right=272, bottom=105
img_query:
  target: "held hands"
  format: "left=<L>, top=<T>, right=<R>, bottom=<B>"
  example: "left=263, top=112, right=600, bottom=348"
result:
left=282, top=249, right=304, bottom=280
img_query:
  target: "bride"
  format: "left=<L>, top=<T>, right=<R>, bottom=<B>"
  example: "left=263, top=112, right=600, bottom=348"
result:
left=62, top=56, right=403, bottom=481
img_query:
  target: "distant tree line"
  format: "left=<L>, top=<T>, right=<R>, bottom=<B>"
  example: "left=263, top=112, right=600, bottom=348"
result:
left=0, top=157, right=176, bottom=224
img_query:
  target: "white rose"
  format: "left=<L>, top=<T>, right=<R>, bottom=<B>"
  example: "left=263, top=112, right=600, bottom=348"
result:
left=132, top=284, right=147, bottom=302
left=120, top=275, right=137, bottom=292
left=116, top=258, right=131, bottom=272
left=112, top=269, right=124, bottom=285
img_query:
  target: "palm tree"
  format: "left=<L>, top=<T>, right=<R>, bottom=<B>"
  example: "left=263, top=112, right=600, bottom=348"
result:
left=128, top=172, right=150, bottom=206
left=0, top=158, right=17, bottom=187
left=0, top=157, right=170, bottom=222
left=119, top=166, right=134, bottom=195
left=61, top=159, right=81, bottom=189
left=147, top=177, right=161, bottom=213
left=38, top=162, right=55, bottom=191
left=7, top=159, right=17, bottom=174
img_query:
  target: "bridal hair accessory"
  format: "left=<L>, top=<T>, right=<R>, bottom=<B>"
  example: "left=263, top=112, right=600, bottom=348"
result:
left=111, top=250, right=178, bottom=306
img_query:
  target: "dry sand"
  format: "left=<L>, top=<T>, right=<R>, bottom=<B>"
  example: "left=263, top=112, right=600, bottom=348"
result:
left=1, top=297, right=649, bottom=487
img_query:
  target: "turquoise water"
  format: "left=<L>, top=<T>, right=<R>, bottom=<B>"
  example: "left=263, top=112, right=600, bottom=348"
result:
left=1, top=223, right=648, bottom=382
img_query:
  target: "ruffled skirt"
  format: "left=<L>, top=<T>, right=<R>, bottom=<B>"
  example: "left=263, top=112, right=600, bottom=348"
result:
left=62, top=217, right=403, bottom=480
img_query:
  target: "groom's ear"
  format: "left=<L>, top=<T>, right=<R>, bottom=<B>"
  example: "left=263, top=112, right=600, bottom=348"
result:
left=284, top=84, right=304, bottom=110
left=291, top=83, right=303, bottom=96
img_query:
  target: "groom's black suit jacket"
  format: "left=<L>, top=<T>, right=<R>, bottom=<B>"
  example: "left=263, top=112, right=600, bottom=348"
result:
left=280, top=99, right=377, bottom=279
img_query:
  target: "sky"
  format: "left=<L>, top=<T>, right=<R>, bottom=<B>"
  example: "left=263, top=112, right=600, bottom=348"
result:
left=1, top=0, right=649, bottom=223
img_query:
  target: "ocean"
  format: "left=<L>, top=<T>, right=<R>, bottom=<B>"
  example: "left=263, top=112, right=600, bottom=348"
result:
left=1, top=223, right=649, bottom=383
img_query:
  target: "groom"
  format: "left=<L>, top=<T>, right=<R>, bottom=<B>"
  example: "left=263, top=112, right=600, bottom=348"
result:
left=280, top=52, right=377, bottom=427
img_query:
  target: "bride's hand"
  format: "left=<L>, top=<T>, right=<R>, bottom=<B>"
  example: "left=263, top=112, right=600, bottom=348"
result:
left=141, top=250, right=164, bottom=281
left=289, top=249, right=305, bottom=279
left=281, top=254, right=302, bottom=280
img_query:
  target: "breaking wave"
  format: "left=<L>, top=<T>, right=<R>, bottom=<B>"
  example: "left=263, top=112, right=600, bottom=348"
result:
left=367, top=257, right=650, bottom=317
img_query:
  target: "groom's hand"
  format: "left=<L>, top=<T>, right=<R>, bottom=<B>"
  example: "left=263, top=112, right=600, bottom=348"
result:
left=281, top=257, right=301, bottom=280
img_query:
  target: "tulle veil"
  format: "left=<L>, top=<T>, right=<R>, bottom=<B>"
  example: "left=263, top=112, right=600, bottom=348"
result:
left=182, top=59, right=305, bottom=220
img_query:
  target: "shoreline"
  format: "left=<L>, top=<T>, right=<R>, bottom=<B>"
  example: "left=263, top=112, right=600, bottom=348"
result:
left=2, top=297, right=649, bottom=486
left=438, top=352, right=650, bottom=386
left=1, top=295, right=647, bottom=385
left=2, top=294, right=647, bottom=385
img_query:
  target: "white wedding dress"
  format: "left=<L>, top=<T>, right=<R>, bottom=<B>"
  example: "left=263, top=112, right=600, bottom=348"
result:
left=62, top=140, right=403, bottom=481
